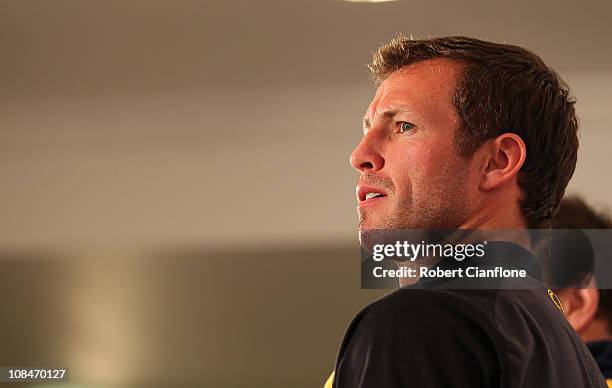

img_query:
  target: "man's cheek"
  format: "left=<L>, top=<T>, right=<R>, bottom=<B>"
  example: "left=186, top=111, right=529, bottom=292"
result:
left=392, top=175, right=414, bottom=207
left=400, top=147, right=433, bottom=175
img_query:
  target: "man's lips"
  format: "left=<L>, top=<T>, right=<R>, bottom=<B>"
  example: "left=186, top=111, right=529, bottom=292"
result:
left=356, top=185, right=388, bottom=204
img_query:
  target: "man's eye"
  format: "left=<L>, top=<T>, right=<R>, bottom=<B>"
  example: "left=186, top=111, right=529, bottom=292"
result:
left=399, top=122, right=416, bottom=133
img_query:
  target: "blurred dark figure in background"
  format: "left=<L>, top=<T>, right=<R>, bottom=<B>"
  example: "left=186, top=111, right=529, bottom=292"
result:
left=554, top=196, right=612, bottom=384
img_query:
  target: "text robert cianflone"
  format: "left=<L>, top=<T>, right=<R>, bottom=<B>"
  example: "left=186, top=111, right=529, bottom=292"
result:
left=372, top=266, right=527, bottom=279
left=371, top=241, right=487, bottom=262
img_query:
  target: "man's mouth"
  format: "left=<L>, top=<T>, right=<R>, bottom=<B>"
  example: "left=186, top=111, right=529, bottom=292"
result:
left=365, top=192, right=385, bottom=200
left=357, top=186, right=388, bottom=204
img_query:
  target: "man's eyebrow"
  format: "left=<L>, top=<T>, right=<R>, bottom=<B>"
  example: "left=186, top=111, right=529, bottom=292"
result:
left=381, top=109, right=401, bottom=120
left=363, top=109, right=404, bottom=130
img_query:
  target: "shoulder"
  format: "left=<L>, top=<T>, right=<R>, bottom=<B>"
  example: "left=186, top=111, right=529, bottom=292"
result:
left=334, top=289, right=503, bottom=387
left=335, top=288, right=606, bottom=387
left=355, top=287, right=563, bottom=329
left=490, top=288, right=568, bottom=340
left=361, top=288, right=499, bottom=326
left=341, top=288, right=564, bottom=353
left=341, top=288, right=501, bottom=350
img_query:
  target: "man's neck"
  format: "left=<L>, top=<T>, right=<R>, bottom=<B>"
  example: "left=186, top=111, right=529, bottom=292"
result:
left=458, top=204, right=532, bottom=251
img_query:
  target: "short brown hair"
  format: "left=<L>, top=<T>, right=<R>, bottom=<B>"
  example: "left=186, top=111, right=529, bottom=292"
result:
left=369, top=35, right=579, bottom=228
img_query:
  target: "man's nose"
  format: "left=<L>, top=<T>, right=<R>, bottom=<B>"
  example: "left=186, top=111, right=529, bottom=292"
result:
left=350, top=133, right=385, bottom=172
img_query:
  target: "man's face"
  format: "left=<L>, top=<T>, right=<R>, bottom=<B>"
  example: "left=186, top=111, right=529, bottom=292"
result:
left=351, top=59, right=477, bottom=232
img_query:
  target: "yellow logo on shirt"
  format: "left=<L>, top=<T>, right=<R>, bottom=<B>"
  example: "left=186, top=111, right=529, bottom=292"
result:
left=547, top=289, right=564, bottom=312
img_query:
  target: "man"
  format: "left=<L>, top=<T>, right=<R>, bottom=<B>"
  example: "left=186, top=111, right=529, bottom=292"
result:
left=325, top=36, right=605, bottom=387
left=553, top=197, right=612, bottom=385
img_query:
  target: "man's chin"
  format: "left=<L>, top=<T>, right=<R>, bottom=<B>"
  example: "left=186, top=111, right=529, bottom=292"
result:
left=358, top=227, right=409, bottom=253
left=358, top=218, right=404, bottom=232
left=358, top=221, right=432, bottom=254
left=358, top=228, right=378, bottom=254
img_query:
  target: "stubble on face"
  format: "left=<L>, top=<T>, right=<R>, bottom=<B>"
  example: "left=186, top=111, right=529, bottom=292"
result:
left=357, top=154, right=470, bottom=230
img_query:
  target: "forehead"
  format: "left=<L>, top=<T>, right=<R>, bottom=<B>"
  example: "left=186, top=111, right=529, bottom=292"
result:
left=366, top=59, right=462, bottom=121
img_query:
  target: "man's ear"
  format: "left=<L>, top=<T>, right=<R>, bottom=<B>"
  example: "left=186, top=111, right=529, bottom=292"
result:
left=479, top=133, right=526, bottom=191
left=557, top=288, right=600, bottom=333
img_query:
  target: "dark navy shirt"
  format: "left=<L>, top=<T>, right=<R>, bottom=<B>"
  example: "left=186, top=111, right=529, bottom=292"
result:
left=332, top=242, right=606, bottom=387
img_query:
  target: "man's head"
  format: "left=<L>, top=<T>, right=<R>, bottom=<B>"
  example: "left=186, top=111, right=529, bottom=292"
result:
left=351, top=36, right=578, bottom=232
